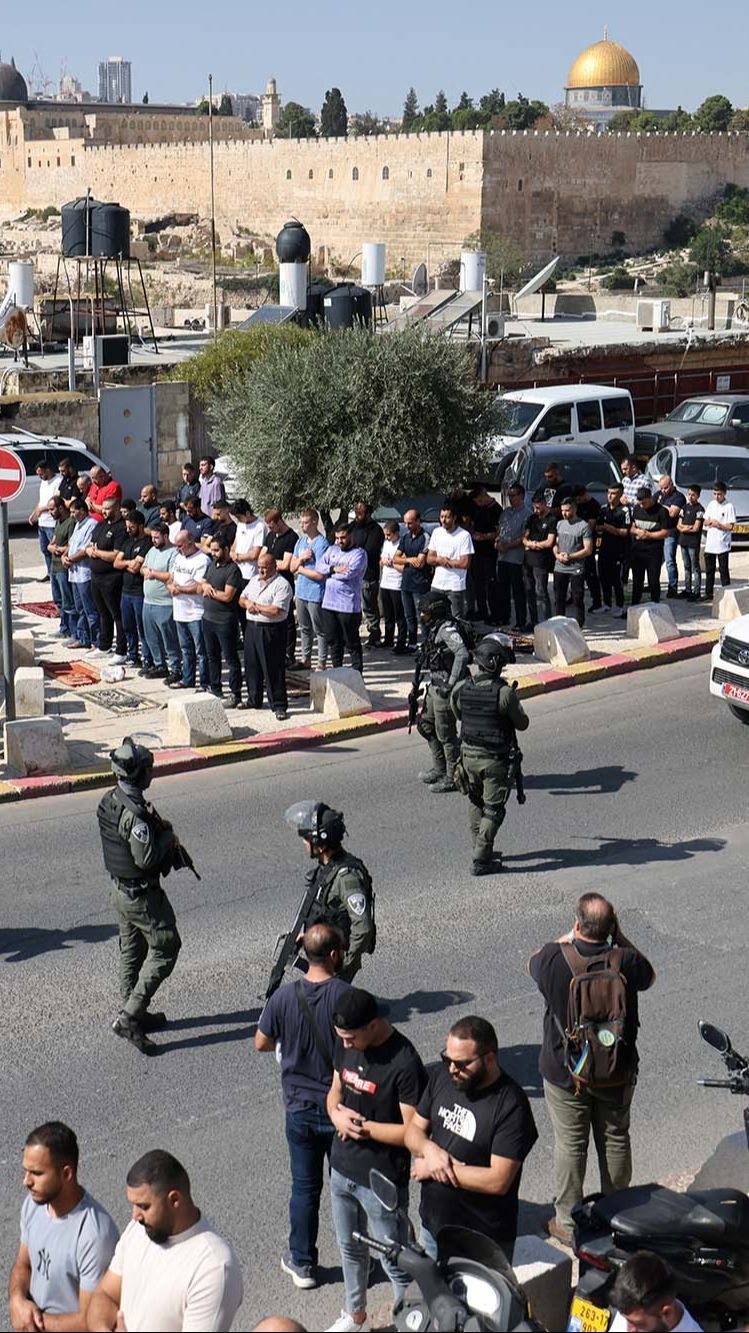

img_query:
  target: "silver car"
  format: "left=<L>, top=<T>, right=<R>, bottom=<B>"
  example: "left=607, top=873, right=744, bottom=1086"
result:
left=646, top=443, right=749, bottom=544
left=0, top=434, right=103, bottom=525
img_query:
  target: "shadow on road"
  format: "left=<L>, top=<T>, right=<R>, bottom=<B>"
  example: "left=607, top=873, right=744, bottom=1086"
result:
left=385, top=990, right=476, bottom=1024
left=503, top=835, right=726, bottom=875
left=0, top=924, right=117, bottom=963
left=500, top=1043, right=544, bottom=1099
left=164, top=1009, right=261, bottom=1031
left=518, top=1197, right=555, bottom=1237
left=523, top=765, right=637, bottom=795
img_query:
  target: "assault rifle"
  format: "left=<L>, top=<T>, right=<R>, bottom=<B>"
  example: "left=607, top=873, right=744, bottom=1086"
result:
left=150, top=806, right=201, bottom=880
left=508, top=681, right=526, bottom=806
left=407, top=646, right=425, bottom=734
left=263, top=870, right=319, bottom=1002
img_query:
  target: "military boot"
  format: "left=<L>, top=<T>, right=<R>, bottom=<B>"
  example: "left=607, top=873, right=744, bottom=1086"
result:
left=419, top=768, right=444, bottom=784
left=431, top=772, right=457, bottom=793
left=112, top=1011, right=155, bottom=1054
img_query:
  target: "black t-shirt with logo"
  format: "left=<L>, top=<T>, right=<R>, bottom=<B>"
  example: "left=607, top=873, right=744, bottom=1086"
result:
left=630, top=503, right=670, bottom=557
left=529, top=940, right=655, bottom=1090
left=202, top=558, right=244, bottom=623
left=678, top=502, right=705, bottom=550
left=120, top=534, right=152, bottom=596
left=523, top=513, right=557, bottom=569
left=599, top=504, right=631, bottom=554
left=57, top=473, right=79, bottom=503
left=331, top=1028, right=426, bottom=1187
left=265, top=527, right=298, bottom=586
left=655, top=488, right=687, bottom=532
left=545, top=483, right=574, bottom=512
left=416, top=1063, right=538, bottom=1245
left=89, top=517, right=127, bottom=579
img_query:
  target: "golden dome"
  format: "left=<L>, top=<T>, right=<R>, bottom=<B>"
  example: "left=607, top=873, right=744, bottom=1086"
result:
left=567, top=36, right=640, bottom=89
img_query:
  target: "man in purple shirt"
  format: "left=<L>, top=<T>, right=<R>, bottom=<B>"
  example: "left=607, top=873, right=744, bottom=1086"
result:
left=198, top=456, right=227, bottom=514
left=318, top=521, right=367, bottom=674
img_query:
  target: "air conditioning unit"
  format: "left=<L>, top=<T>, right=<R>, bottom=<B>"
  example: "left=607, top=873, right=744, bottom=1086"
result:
left=484, top=314, right=506, bottom=341
left=636, top=299, right=671, bottom=333
left=82, top=334, right=131, bottom=368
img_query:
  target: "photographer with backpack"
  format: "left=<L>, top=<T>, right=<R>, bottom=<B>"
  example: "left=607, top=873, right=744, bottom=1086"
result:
left=528, top=893, right=655, bottom=1247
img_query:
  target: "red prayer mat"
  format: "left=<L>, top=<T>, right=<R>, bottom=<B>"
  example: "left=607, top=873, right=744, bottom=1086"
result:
left=16, top=601, right=60, bottom=618
left=40, top=659, right=101, bottom=687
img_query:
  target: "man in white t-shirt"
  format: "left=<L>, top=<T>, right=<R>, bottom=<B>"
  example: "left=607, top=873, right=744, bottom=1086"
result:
left=167, top=530, right=210, bottom=690
left=28, top=458, right=63, bottom=579
left=379, top=519, right=408, bottom=652
left=609, top=1250, right=702, bottom=1331
left=427, top=502, right=474, bottom=618
left=703, top=480, right=735, bottom=600
left=229, top=499, right=267, bottom=582
left=87, top=1149, right=243, bottom=1333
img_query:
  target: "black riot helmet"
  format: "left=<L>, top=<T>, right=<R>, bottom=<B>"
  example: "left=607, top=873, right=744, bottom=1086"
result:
left=109, top=735, right=155, bottom=788
left=285, top=800, right=346, bottom=853
left=473, top=632, right=516, bottom=675
left=420, top=590, right=451, bottom=628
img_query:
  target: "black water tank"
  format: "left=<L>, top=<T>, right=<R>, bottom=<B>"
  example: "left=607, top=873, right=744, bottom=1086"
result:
left=323, top=284, right=355, bottom=330
left=91, top=202, right=131, bottom=259
left=61, top=196, right=102, bottom=257
left=351, top=285, right=373, bottom=328
left=276, top=219, right=311, bottom=264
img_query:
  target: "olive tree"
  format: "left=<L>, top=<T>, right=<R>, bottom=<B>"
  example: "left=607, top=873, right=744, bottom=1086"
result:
left=209, top=328, right=495, bottom=532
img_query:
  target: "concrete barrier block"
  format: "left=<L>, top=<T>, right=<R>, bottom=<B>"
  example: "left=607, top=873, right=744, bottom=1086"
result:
left=712, top=585, right=749, bottom=622
left=512, top=1234, right=573, bottom=1333
left=14, top=666, right=44, bottom=718
left=309, top=667, right=373, bottom=718
left=4, top=717, right=68, bottom=776
left=626, top=603, right=679, bottom=644
left=167, top=694, right=232, bottom=747
left=534, top=616, right=591, bottom=667
left=0, top=630, right=36, bottom=671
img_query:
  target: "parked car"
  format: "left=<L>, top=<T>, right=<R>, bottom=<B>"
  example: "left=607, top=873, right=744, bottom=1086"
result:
left=645, top=443, right=749, bottom=544
left=710, top=617, right=749, bottom=724
left=643, top=394, right=749, bottom=449
left=1, top=433, right=104, bottom=525
left=501, top=440, right=623, bottom=509
left=489, top=384, right=635, bottom=462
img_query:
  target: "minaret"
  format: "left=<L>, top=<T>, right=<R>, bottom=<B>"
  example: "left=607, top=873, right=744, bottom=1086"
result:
left=262, top=77, right=280, bottom=133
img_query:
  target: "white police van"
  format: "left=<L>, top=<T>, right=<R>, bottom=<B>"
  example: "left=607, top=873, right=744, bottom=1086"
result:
left=490, top=384, right=635, bottom=464
left=710, top=616, right=749, bottom=725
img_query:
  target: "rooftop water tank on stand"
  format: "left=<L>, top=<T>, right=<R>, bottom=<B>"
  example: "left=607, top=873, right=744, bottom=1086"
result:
left=276, top=219, right=311, bottom=264
left=276, top=219, right=311, bottom=311
left=361, top=242, right=386, bottom=287
left=7, top=260, right=34, bottom=309
left=459, top=249, right=486, bottom=293
left=61, top=196, right=102, bottom=257
left=91, top=202, right=131, bottom=259
left=323, top=283, right=373, bottom=330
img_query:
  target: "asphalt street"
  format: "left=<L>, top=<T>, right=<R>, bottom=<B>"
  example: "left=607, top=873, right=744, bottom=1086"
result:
left=1, top=655, right=748, bottom=1330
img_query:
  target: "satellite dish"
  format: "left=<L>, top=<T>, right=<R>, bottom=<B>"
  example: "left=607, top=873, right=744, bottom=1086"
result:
left=514, top=255, right=560, bottom=304
left=412, top=262, right=428, bottom=297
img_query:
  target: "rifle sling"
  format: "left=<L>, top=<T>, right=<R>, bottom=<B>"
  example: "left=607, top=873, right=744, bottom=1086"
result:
left=294, top=980, right=333, bottom=1072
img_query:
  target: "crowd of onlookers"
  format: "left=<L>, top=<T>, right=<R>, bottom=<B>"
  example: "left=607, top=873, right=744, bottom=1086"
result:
left=24, top=450, right=737, bottom=714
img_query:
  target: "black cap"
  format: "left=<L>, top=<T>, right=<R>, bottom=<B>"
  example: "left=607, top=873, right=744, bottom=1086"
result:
left=333, top=988, right=385, bottom=1030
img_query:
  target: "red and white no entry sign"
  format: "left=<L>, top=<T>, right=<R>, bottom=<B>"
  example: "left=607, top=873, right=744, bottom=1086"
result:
left=0, top=446, right=26, bottom=502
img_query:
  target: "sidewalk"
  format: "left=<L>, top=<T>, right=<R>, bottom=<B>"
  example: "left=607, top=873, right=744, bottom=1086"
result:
left=1, top=556, right=735, bottom=800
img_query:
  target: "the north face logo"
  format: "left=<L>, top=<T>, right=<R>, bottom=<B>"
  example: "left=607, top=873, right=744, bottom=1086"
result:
left=436, top=1102, right=477, bottom=1142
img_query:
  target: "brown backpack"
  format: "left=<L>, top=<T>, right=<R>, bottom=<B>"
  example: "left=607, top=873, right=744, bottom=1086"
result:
left=557, top=944, right=632, bottom=1090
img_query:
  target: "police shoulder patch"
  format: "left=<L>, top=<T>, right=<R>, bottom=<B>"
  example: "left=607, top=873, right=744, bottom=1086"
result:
left=132, top=821, right=150, bottom=844
left=347, top=892, right=367, bottom=917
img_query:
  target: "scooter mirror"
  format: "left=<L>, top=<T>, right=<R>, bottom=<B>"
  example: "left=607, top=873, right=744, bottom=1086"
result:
left=699, top=1019, right=732, bottom=1054
left=369, top=1169, right=398, bottom=1213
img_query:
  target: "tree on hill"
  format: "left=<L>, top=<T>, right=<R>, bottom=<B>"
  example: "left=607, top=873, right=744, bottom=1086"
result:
left=730, top=108, right=749, bottom=131
left=320, top=87, right=348, bottom=137
left=498, top=94, right=549, bottom=130
left=479, top=89, right=505, bottom=117
left=276, top=101, right=316, bottom=138
left=402, top=87, right=419, bottom=130
left=196, top=98, right=209, bottom=116
left=695, top=94, right=734, bottom=132
left=689, top=224, right=733, bottom=275
left=454, top=91, right=473, bottom=112
left=218, top=93, right=234, bottom=116
left=350, top=110, right=382, bottom=136
left=434, top=89, right=448, bottom=114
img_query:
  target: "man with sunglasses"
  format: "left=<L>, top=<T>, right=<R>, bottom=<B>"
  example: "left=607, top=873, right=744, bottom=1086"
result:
left=405, top=1015, right=538, bottom=1258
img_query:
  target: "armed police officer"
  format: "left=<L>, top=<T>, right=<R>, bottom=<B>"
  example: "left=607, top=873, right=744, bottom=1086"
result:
left=413, top=590, right=471, bottom=793
left=285, top=802, right=375, bottom=983
left=451, top=634, right=529, bottom=876
left=97, top=737, right=184, bottom=1053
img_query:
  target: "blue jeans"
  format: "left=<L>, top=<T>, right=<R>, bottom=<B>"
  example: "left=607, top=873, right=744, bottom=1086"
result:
left=121, top=593, right=153, bottom=666
left=70, top=580, right=100, bottom=647
left=680, top=545, right=701, bottom=596
left=401, top=589, right=428, bottom=643
left=176, top=619, right=209, bottom=687
left=295, top=596, right=328, bottom=666
left=38, top=527, right=54, bottom=577
left=330, top=1167, right=411, bottom=1314
left=664, top=533, right=679, bottom=591
left=143, top=602, right=181, bottom=676
left=50, top=570, right=76, bottom=635
left=285, top=1106, right=335, bottom=1267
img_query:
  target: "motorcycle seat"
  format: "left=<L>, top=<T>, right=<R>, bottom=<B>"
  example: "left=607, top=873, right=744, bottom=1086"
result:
left=591, top=1183, right=749, bottom=1242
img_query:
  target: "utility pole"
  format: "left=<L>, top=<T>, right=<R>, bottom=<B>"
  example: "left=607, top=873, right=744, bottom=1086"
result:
left=208, top=74, right=219, bottom=341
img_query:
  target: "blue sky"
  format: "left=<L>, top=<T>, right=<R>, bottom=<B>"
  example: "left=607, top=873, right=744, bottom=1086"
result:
left=4, top=0, right=746, bottom=115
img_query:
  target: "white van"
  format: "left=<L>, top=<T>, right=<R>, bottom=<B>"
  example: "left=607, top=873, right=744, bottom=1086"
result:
left=490, top=384, right=635, bottom=463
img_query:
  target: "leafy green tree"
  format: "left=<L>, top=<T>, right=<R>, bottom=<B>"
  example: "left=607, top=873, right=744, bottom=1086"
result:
left=435, top=89, right=448, bottom=114
left=600, top=266, right=635, bottom=290
left=717, top=184, right=749, bottom=226
left=730, top=108, right=749, bottom=131
left=276, top=101, right=317, bottom=138
left=165, top=325, right=312, bottom=404
left=454, top=91, right=473, bottom=112
left=218, top=93, right=234, bottom=117
left=660, top=106, right=694, bottom=131
left=689, top=224, right=732, bottom=274
left=196, top=98, right=210, bottom=116
left=695, top=94, right=734, bottom=132
left=499, top=95, right=549, bottom=130
left=479, top=89, right=505, bottom=117
left=320, top=86, right=348, bottom=137
left=451, top=107, right=487, bottom=130
left=660, top=261, right=698, bottom=297
left=209, top=329, right=495, bottom=532
left=350, top=110, right=381, bottom=136
left=402, top=87, right=419, bottom=130
left=663, top=213, right=697, bottom=248
left=607, top=110, right=637, bottom=132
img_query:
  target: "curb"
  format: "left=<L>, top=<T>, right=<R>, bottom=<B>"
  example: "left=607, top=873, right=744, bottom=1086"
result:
left=0, top=629, right=719, bottom=803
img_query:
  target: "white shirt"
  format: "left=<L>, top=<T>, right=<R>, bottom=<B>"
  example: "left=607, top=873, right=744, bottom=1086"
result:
left=233, top=518, right=267, bottom=579
left=168, top=520, right=182, bottom=544
left=38, top=475, right=63, bottom=528
left=380, top=538, right=403, bottom=591
left=171, top=549, right=210, bottom=622
left=428, top=524, right=474, bottom=591
left=610, top=1301, right=702, bottom=1332
left=111, top=1217, right=243, bottom=1333
left=703, top=498, right=735, bottom=554
left=243, top=571, right=293, bottom=622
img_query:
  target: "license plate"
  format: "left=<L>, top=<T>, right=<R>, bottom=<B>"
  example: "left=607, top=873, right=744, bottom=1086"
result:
left=724, top=682, right=749, bottom=704
left=733, top=524, right=749, bottom=534
left=567, top=1296, right=611, bottom=1332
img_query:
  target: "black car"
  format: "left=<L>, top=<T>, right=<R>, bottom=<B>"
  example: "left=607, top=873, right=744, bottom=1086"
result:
left=644, top=394, right=749, bottom=448
left=501, top=441, right=622, bottom=508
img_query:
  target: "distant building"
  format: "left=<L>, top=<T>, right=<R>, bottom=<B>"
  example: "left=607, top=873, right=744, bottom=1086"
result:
left=195, top=90, right=260, bottom=122
left=261, top=77, right=280, bottom=132
left=564, top=29, right=641, bottom=128
left=98, top=56, right=132, bottom=104
left=58, top=73, right=92, bottom=103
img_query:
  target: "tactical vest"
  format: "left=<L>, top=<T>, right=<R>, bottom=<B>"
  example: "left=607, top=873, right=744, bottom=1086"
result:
left=459, top=678, right=514, bottom=755
left=96, top=787, right=145, bottom=881
left=307, top=852, right=373, bottom=945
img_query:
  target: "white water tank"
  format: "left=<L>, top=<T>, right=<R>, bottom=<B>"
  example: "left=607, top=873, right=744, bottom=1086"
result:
left=279, top=262, right=308, bottom=312
left=8, top=260, right=34, bottom=309
left=459, top=250, right=486, bottom=293
left=361, top=242, right=386, bottom=287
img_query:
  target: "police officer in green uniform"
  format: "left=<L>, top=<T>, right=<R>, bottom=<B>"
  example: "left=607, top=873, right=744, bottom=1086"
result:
left=451, top=634, right=529, bottom=876
left=97, top=737, right=183, bottom=1053
left=416, top=590, right=471, bottom=793
left=285, top=801, right=375, bottom=982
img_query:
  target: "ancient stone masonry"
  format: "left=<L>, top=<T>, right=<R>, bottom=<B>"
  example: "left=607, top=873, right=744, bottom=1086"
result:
left=1, top=105, right=748, bottom=267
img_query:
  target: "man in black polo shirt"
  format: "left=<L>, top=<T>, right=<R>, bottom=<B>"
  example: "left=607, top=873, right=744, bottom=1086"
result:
left=677, top=484, right=705, bottom=601
left=86, top=496, right=127, bottom=661
left=395, top=508, right=431, bottom=648
left=522, top=490, right=556, bottom=626
left=198, top=536, right=244, bottom=709
left=468, top=485, right=502, bottom=622
left=57, top=456, right=80, bottom=509
left=630, top=486, right=670, bottom=605
left=405, top=1015, right=537, bottom=1259
left=264, top=509, right=299, bottom=666
left=114, top=510, right=153, bottom=669
left=595, top=483, right=630, bottom=619
left=528, top=892, right=655, bottom=1245
left=350, top=500, right=385, bottom=647
left=654, top=473, right=687, bottom=598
